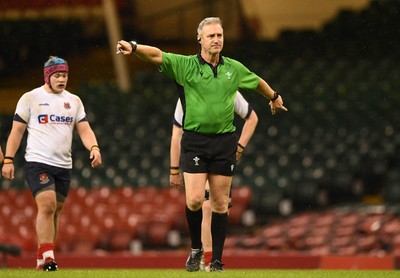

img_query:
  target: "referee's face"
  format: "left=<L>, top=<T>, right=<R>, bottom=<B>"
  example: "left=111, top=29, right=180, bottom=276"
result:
left=200, top=23, right=224, bottom=55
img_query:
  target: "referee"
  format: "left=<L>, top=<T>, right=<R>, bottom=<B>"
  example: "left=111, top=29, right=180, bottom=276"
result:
left=117, top=17, right=287, bottom=272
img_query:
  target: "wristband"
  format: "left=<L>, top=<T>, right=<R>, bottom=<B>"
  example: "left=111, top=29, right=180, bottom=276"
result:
left=170, top=166, right=180, bottom=175
left=270, top=91, right=279, bottom=101
left=237, top=143, right=245, bottom=153
left=3, top=159, right=13, bottom=164
left=91, top=145, right=100, bottom=152
left=4, top=156, right=14, bottom=160
left=129, top=41, right=137, bottom=52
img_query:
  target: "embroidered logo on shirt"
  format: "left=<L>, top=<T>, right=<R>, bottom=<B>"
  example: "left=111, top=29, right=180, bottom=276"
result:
left=39, top=103, right=50, bottom=106
left=64, top=102, right=71, bottom=109
left=193, top=157, right=200, bottom=166
left=226, top=71, right=232, bottom=80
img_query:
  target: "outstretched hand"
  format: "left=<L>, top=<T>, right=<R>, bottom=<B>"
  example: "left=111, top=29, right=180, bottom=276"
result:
left=269, top=95, right=288, bottom=115
left=116, top=40, right=132, bottom=55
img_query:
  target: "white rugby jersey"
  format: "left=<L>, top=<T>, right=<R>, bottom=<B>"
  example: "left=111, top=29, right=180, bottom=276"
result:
left=173, top=91, right=253, bottom=127
left=14, top=86, right=87, bottom=169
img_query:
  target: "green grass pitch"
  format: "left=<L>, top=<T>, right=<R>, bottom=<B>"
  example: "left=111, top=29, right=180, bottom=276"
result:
left=0, top=269, right=399, bottom=278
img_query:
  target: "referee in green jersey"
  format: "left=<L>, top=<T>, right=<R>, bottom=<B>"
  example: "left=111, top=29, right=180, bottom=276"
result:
left=117, top=17, right=287, bottom=272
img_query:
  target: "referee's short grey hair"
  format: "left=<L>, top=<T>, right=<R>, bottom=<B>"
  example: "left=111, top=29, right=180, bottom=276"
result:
left=197, top=17, right=223, bottom=38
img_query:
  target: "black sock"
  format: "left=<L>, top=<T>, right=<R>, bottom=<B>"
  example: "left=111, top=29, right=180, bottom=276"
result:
left=185, top=206, right=203, bottom=249
left=211, top=211, right=228, bottom=262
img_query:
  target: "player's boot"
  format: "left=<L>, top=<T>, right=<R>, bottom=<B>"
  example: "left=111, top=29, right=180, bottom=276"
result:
left=209, top=260, right=224, bottom=272
left=42, top=257, right=58, bottom=271
left=185, top=248, right=203, bottom=272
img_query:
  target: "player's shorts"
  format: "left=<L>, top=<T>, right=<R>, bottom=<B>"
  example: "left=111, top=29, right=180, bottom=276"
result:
left=205, top=189, right=233, bottom=208
left=181, top=131, right=237, bottom=176
left=25, top=161, right=71, bottom=202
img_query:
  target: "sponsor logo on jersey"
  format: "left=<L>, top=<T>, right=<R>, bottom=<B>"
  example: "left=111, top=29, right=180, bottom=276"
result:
left=38, top=114, right=49, bottom=123
left=38, top=114, right=74, bottom=124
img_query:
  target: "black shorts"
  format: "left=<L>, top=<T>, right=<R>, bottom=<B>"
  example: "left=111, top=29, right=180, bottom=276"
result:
left=205, top=188, right=233, bottom=208
left=181, top=131, right=237, bottom=176
left=25, top=161, right=71, bottom=202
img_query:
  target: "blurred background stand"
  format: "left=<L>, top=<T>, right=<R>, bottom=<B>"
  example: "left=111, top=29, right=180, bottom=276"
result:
left=0, top=243, right=21, bottom=268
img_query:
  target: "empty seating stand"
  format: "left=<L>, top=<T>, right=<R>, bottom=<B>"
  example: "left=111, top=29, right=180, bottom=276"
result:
left=0, top=186, right=254, bottom=254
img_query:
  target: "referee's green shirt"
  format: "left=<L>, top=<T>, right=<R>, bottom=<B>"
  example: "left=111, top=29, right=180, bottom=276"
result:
left=159, top=52, right=260, bottom=134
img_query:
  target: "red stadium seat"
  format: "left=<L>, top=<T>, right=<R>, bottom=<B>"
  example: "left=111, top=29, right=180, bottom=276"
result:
left=229, top=204, right=245, bottom=225
left=224, top=235, right=240, bottom=250
left=262, top=222, right=285, bottom=238
left=109, top=231, right=132, bottom=251
left=239, top=235, right=264, bottom=249
left=356, top=234, right=379, bottom=253
left=264, top=236, right=288, bottom=251
left=314, top=212, right=337, bottom=227
left=335, top=245, right=358, bottom=255
left=309, top=245, right=331, bottom=256
left=145, top=222, right=170, bottom=247
left=304, top=234, right=328, bottom=249
left=231, top=186, right=252, bottom=208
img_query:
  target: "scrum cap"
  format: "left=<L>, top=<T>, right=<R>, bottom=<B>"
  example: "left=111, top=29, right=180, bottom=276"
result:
left=44, top=57, right=69, bottom=85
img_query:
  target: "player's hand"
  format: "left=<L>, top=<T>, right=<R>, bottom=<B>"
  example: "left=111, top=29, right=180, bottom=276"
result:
left=170, top=173, right=183, bottom=190
left=116, top=40, right=132, bottom=55
left=269, top=95, right=288, bottom=115
left=90, top=149, right=102, bottom=168
left=2, top=164, right=15, bottom=180
left=236, top=144, right=244, bottom=162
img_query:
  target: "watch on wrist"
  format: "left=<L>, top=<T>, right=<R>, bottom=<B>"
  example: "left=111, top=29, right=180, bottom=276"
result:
left=129, top=41, right=137, bottom=52
left=271, top=91, right=279, bottom=101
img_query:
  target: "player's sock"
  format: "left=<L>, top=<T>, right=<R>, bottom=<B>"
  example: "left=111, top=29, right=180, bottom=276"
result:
left=36, top=248, right=44, bottom=268
left=39, top=243, right=55, bottom=260
left=211, top=212, right=228, bottom=262
left=185, top=206, right=203, bottom=249
left=204, top=251, right=212, bottom=266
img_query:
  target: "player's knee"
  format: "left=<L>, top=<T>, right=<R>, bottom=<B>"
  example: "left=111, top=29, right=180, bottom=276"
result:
left=187, top=202, right=203, bottom=211
left=36, top=195, right=57, bottom=215
left=212, top=199, right=229, bottom=213
left=39, top=202, right=57, bottom=216
left=187, top=196, right=203, bottom=211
